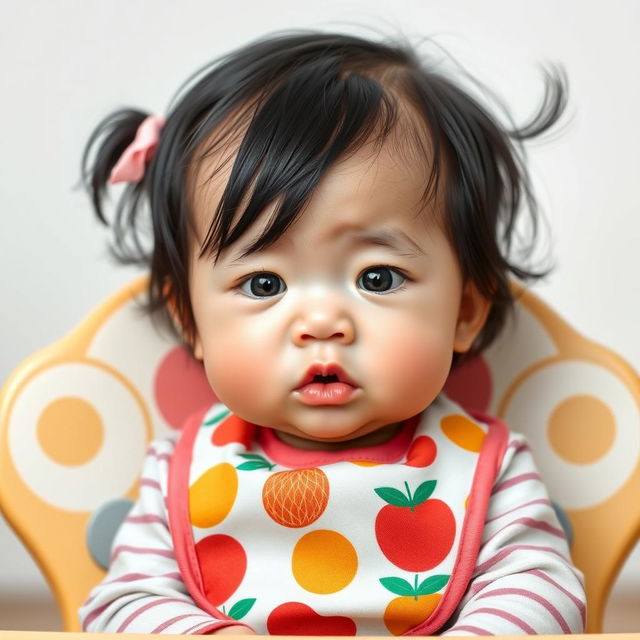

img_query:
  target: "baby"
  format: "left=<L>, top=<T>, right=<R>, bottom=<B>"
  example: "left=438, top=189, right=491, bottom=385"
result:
left=79, top=31, right=586, bottom=635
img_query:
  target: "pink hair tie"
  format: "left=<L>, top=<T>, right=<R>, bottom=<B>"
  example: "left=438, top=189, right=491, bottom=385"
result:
left=109, top=115, right=166, bottom=184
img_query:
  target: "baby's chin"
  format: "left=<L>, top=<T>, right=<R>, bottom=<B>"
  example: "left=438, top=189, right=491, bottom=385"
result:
left=272, top=419, right=404, bottom=451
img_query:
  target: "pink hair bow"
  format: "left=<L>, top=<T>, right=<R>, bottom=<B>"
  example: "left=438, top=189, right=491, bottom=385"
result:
left=109, top=115, right=166, bottom=184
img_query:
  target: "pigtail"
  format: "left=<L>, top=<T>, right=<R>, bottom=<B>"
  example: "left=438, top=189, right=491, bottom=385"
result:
left=508, top=64, right=569, bottom=142
left=500, top=64, right=569, bottom=273
left=80, top=109, right=152, bottom=266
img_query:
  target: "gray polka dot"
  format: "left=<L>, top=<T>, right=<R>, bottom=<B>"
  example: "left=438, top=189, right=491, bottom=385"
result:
left=551, top=500, right=574, bottom=547
left=86, top=498, right=134, bottom=569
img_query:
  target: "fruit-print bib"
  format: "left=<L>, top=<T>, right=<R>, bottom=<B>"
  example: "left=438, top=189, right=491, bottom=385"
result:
left=168, top=393, right=509, bottom=636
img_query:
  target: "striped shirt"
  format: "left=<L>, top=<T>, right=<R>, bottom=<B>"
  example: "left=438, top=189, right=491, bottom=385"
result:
left=79, top=432, right=586, bottom=635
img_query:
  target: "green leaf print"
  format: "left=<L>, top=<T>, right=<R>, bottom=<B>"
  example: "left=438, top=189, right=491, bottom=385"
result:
left=379, top=577, right=415, bottom=596
left=203, top=409, right=231, bottom=427
left=228, top=598, right=256, bottom=620
left=374, top=487, right=411, bottom=507
left=236, top=453, right=275, bottom=471
left=412, top=480, right=437, bottom=505
left=236, top=461, right=274, bottom=471
left=416, top=574, right=449, bottom=595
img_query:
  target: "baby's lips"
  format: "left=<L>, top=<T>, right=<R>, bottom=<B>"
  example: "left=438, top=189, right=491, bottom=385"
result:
left=295, top=362, right=359, bottom=389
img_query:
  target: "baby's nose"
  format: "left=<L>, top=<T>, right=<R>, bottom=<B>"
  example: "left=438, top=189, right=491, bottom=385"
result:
left=291, top=310, right=355, bottom=347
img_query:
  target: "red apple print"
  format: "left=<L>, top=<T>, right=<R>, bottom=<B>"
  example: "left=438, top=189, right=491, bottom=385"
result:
left=211, top=413, right=255, bottom=449
left=195, top=534, right=247, bottom=606
left=375, top=480, right=455, bottom=571
left=405, top=436, right=437, bottom=467
left=267, top=602, right=357, bottom=635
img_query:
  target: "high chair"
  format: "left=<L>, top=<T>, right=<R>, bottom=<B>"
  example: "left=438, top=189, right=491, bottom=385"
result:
left=0, top=276, right=638, bottom=633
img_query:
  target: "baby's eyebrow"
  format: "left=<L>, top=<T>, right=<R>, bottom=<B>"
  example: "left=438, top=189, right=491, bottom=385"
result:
left=224, top=227, right=424, bottom=266
left=347, top=228, right=425, bottom=258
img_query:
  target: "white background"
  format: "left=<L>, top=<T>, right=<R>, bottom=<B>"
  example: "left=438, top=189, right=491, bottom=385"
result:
left=1, top=0, right=639, bottom=623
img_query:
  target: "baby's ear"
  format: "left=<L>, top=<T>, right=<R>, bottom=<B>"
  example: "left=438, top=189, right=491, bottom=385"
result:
left=164, top=288, right=204, bottom=361
left=453, top=280, right=492, bottom=353
left=192, top=334, right=204, bottom=361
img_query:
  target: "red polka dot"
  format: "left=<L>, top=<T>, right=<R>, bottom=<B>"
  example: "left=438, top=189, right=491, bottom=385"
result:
left=154, top=346, right=217, bottom=429
left=196, top=534, right=246, bottom=606
left=267, top=602, right=357, bottom=635
left=444, top=355, right=492, bottom=414
left=405, top=435, right=437, bottom=467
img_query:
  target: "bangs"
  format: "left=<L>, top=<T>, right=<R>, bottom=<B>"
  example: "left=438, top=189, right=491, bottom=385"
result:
left=191, top=62, right=440, bottom=262
left=83, top=30, right=566, bottom=357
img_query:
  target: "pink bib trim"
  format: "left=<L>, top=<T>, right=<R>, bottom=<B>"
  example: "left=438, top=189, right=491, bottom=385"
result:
left=407, top=410, right=509, bottom=635
left=167, top=408, right=254, bottom=634
left=257, top=414, right=420, bottom=469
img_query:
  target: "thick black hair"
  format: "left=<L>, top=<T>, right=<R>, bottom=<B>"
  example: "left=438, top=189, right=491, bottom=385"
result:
left=81, top=30, right=567, bottom=365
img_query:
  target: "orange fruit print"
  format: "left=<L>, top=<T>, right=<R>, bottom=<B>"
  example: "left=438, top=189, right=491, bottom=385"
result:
left=379, top=573, right=449, bottom=634
left=374, top=480, right=455, bottom=571
left=262, top=468, right=329, bottom=528
left=384, top=593, right=441, bottom=635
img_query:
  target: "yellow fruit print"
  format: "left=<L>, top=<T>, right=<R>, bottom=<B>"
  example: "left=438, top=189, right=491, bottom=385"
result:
left=262, top=468, right=329, bottom=528
left=189, top=462, right=238, bottom=528
left=292, top=530, right=358, bottom=593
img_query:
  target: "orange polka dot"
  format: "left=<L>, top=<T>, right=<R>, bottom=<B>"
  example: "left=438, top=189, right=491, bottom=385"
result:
left=37, top=397, right=104, bottom=466
left=441, top=414, right=486, bottom=452
left=292, top=530, right=358, bottom=594
left=547, top=395, right=615, bottom=464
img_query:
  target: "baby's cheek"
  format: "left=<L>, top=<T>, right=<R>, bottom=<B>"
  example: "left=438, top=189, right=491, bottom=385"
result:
left=202, top=334, right=268, bottom=411
left=379, top=329, right=451, bottom=403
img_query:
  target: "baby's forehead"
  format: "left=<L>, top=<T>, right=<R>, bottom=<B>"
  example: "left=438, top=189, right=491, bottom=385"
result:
left=185, top=101, right=443, bottom=261
left=191, top=137, right=438, bottom=233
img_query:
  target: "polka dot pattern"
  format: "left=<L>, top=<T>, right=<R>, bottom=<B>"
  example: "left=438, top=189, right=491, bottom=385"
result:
left=37, top=397, right=104, bottom=466
left=503, top=360, right=640, bottom=509
left=292, top=530, right=358, bottom=593
left=8, top=361, right=149, bottom=511
left=444, top=356, right=492, bottom=414
left=441, top=414, right=486, bottom=453
left=547, top=394, right=616, bottom=464
left=154, top=345, right=217, bottom=429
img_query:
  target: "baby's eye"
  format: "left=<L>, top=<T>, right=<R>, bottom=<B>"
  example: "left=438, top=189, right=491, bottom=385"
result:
left=239, top=272, right=286, bottom=298
left=357, top=266, right=407, bottom=294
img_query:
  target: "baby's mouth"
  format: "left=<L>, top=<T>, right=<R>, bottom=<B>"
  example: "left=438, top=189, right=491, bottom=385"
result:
left=294, top=364, right=360, bottom=406
left=313, top=374, right=340, bottom=384
left=294, top=363, right=359, bottom=390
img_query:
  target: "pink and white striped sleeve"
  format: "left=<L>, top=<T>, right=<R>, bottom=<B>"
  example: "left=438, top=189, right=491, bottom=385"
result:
left=442, top=433, right=587, bottom=636
left=78, top=437, right=245, bottom=635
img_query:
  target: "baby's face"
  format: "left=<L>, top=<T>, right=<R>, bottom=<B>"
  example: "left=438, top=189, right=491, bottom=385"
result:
left=187, top=139, right=488, bottom=445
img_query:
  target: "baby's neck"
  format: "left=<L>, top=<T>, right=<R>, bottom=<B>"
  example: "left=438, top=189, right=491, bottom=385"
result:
left=274, top=422, right=402, bottom=451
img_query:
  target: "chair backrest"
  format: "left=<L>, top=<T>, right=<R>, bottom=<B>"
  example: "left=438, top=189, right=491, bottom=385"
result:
left=1, top=276, right=638, bottom=632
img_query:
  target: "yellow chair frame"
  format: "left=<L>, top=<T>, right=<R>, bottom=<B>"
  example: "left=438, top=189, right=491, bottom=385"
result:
left=1, top=276, right=639, bottom=632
